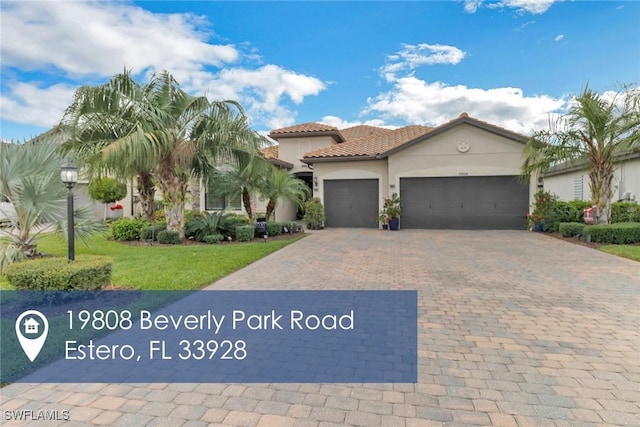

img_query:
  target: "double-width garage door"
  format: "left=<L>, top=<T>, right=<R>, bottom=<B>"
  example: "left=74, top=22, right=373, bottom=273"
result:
left=401, top=176, right=529, bottom=230
left=324, top=179, right=378, bottom=228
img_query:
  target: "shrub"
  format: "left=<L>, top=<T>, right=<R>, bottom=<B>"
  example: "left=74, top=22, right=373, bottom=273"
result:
left=140, top=224, right=167, bottom=241
left=559, top=222, right=585, bottom=237
left=584, top=222, right=640, bottom=244
left=528, top=190, right=559, bottom=230
left=545, top=200, right=592, bottom=231
left=221, top=214, right=251, bottom=239
left=157, top=230, right=181, bottom=244
left=266, top=222, right=283, bottom=236
left=110, top=218, right=149, bottom=240
left=236, top=225, right=256, bottom=242
left=611, top=202, right=640, bottom=223
left=5, top=255, right=112, bottom=291
left=186, top=212, right=229, bottom=242
left=88, top=177, right=127, bottom=205
left=202, top=234, right=223, bottom=244
left=303, top=198, right=325, bottom=230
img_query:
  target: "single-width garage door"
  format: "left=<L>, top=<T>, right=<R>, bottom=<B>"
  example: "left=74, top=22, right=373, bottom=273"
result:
left=324, top=179, right=378, bottom=228
left=400, top=176, right=529, bottom=229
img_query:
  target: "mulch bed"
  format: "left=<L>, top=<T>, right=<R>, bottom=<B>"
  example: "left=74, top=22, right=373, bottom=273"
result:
left=121, top=232, right=304, bottom=246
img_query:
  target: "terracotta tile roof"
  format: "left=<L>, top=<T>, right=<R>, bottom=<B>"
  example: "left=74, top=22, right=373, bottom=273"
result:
left=259, top=145, right=294, bottom=169
left=269, top=122, right=339, bottom=135
left=340, top=125, right=393, bottom=141
left=303, top=125, right=432, bottom=159
left=261, top=145, right=279, bottom=159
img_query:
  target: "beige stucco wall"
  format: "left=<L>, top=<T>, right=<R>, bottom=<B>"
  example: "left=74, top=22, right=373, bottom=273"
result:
left=276, top=136, right=337, bottom=174
left=388, top=124, right=536, bottom=205
left=544, top=157, right=640, bottom=202
left=312, top=160, right=389, bottom=211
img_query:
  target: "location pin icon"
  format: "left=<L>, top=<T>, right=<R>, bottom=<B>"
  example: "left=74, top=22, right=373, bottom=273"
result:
left=15, top=310, right=49, bottom=362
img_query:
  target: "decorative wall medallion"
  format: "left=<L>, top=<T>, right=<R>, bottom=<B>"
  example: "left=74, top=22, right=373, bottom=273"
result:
left=457, top=140, right=470, bottom=153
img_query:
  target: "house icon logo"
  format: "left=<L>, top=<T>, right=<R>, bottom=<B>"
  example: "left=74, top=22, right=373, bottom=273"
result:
left=24, top=317, right=40, bottom=334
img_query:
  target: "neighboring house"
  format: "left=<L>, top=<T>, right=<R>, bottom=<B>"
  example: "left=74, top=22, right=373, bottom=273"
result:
left=542, top=151, right=640, bottom=203
left=24, top=317, right=39, bottom=334
left=265, top=113, right=538, bottom=230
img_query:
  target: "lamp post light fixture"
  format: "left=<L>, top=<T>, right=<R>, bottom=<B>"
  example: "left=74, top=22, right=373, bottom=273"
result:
left=61, top=160, right=78, bottom=262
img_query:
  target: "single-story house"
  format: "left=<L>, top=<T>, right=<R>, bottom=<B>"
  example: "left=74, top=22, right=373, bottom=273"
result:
left=262, top=113, right=538, bottom=229
left=542, top=151, right=640, bottom=203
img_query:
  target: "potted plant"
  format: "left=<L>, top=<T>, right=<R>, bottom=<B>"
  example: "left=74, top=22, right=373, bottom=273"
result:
left=528, top=190, right=557, bottom=231
left=383, top=193, right=402, bottom=231
left=377, top=212, right=389, bottom=229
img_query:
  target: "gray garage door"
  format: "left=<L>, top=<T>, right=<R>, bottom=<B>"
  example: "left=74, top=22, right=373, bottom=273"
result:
left=400, top=176, right=529, bottom=229
left=324, top=179, right=378, bottom=228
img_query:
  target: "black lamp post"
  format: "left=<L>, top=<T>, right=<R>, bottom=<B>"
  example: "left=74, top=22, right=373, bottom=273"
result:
left=61, top=160, right=78, bottom=262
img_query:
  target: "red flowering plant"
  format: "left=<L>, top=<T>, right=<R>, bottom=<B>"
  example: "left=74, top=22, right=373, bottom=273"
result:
left=528, top=190, right=557, bottom=230
left=110, top=203, right=123, bottom=211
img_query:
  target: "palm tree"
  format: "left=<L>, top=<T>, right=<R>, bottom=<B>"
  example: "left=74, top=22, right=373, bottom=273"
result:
left=521, top=85, right=639, bottom=224
left=261, top=168, right=310, bottom=221
left=207, top=150, right=270, bottom=221
left=0, top=140, right=102, bottom=273
left=62, top=71, right=264, bottom=237
left=62, top=71, right=158, bottom=221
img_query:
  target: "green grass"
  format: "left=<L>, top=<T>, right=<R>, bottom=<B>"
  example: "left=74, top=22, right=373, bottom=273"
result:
left=1, top=233, right=304, bottom=290
left=599, top=245, right=640, bottom=262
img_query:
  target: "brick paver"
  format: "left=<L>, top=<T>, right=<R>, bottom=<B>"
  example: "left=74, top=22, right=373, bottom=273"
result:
left=1, top=230, right=638, bottom=425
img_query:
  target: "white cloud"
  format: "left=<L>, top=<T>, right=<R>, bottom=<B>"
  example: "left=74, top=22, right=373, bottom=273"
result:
left=554, top=34, right=565, bottom=41
left=381, top=44, right=467, bottom=81
left=0, top=82, right=77, bottom=127
left=1, top=1, right=239, bottom=80
left=465, top=0, right=558, bottom=15
left=0, top=1, right=327, bottom=135
left=364, top=76, right=567, bottom=134
left=207, top=65, right=326, bottom=129
left=463, top=0, right=484, bottom=13
left=320, top=116, right=396, bottom=130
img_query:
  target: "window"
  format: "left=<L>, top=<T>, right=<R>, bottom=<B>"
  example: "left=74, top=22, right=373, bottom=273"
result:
left=205, top=181, right=242, bottom=211
left=574, top=175, right=584, bottom=200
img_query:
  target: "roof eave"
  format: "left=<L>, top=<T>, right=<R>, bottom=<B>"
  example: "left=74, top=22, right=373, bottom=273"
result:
left=382, top=117, right=527, bottom=158
left=301, top=154, right=378, bottom=164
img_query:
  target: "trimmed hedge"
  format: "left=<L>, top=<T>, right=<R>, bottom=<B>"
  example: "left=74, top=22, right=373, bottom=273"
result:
left=157, top=230, right=181, bottom=244
left=202, top=234, right=223, bottom=244
left=266, top=222, right=283, bottom=236
left=141, top=224, right=167, bottom=241
left=110, top=218, right=149, bottom=241
left=236, top=225, right=256, bottom=242
left=5, top=255, right=112, bottom=291
left=558, top=222, right=585, bottom=237
left=584, top=222, right=640, bottom=244
left=611, top=202, right=640, bottom=223
left=222, top=215, right=251, bottom=239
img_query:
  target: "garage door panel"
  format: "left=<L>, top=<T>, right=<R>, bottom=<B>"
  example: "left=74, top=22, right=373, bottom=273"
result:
left=324, top=179, right=378, bottom=228
left=400, top=176, right=528, bottom=230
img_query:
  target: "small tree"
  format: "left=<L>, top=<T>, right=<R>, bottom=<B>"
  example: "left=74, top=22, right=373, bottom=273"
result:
left=303, top=198, right=325, bottom=230
left=262, top=168, right=310, bottom=221
left=88, top=177, right=128, bottom=220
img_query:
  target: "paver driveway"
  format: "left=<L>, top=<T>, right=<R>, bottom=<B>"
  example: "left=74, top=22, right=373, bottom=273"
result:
left=2, top=229, right=639, bottom=426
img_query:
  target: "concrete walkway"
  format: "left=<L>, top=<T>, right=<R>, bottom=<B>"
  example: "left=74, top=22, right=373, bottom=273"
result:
left=1, top=229, right=639, bottom=426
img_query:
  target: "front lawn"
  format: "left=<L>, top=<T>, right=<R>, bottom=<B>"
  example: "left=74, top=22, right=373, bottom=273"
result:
left=599, top=245, right=640, bottom=262
left=1, top=233, right=304, bottom=290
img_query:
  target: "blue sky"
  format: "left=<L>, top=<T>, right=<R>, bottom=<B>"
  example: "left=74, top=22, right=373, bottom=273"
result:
left=1, top=1, right=638, bottom=141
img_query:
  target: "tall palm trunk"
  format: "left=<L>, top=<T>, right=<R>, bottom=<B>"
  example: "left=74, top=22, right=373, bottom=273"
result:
left=157, top=156, right=188, bottom=238
left=589, top=161, right=614, bottom=224
left=137, top=171, right=156, bottom=222
left=265, top=198, right=276, bottom=221
left=242, top=188, right=253, bottom=220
